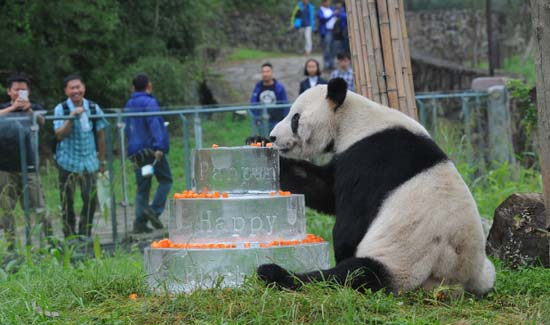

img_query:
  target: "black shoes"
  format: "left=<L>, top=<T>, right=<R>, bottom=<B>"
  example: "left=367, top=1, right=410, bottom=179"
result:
left=133, top=224, right=154, bottom=234
left=143, top=208, right=164, bottom=229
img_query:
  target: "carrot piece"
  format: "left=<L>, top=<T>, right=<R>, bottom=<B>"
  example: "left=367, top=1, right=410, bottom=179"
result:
left=211, top=144, right=219, bottom=148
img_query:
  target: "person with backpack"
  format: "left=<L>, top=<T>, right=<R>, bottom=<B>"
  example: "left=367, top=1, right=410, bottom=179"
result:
left=124, top=73, right=172, bottom=234
left=53, top=75, right=107, bottom=239
left=0, top=73, right=51, bottom=249
left=290, top=0, right=316, bottom=55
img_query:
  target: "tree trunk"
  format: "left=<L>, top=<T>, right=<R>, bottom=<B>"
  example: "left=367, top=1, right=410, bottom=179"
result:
left=530, top=0, right=550, bottom=231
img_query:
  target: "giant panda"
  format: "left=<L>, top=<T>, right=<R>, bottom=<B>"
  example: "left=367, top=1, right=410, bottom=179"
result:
left=255, top=78, right=495, bottom=296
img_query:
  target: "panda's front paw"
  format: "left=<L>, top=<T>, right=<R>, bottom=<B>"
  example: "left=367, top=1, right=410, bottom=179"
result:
left=257, top=263, right=298, bottom=290
left=245, top=136, right=270, bottom=146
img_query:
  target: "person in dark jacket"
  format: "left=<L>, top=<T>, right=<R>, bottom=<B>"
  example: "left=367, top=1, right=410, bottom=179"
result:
left=250, top=63, right=289, bottom=132
left=124, top=73, right=172, bottom=234
left=299, top=58, right=328, bottom=94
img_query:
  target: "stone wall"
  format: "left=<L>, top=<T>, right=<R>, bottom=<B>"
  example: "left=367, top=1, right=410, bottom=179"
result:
left=411, top=50, right=489, bottom=92
left=219, top=10, right=320, bottom=54
left=406, top=9, right=529, bottom=66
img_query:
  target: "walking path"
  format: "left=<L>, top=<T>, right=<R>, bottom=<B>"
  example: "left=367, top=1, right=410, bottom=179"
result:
left=213, top=54, right=324, bottom=104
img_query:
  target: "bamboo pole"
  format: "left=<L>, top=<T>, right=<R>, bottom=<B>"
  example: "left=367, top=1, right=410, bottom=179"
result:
left=397, top=0, right=417, bottom=117
left=345, top=0, right=417, bottom=119
left=367, top=0, right=388, bottom=106
left=360, top=0, right=380, bottom=102
left=376, top=0, right=399, bottom=109
left=355, top=0, right=373, bottom=97
left=387, top=0, right=407, bottom=112
left=346, top=1, right=365, bottom=96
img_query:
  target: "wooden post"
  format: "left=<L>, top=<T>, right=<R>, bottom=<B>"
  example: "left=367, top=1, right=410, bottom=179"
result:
left=486, top=0, right=495, bottom=76
left=345, top=0, right=417, bottom=119
left=531, top=0, right=550, bottom=229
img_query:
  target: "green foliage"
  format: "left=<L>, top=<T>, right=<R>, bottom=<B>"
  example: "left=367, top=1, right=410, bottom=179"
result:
left=503, top=55, right=536, bottom=86
left=507, top=79, right=537, bottom=136
left=507, top=79, right=538, bottom=166
left=0, top=0, right=222, bottom=108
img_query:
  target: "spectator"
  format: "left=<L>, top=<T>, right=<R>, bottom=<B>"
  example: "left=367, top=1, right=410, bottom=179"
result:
left=330, top=53, right=355, bottom=92
left=299, top=59, right=328, bottom=94
left=318, top=0, right=337, bottom=71
left=0, top=73, right=51, bottom=249
left=53, top=75, right=107, bottom=239
left=250, top=63, right=289, bottom=132
left=124, top=73, right=172, bottom=234
left=332, top=0, right=350, bottom=57
left=291, top=0, right=316, bottom=55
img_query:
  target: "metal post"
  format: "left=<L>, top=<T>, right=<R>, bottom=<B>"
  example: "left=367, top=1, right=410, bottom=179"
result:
left=180, top=114, right=192, bottom=190
left=193, top=110, right=203, bottom=149
left=461, top=97, right=472, bottom=164
left=18, top=123, right=31, bottom=247
left=487, top=86, right=515, bottom=165
left=116, top=111, right=129, bottom=238
left=417, top=100, right=427, bottom=127
left=475, top=94, right=487, bottom=162
left=105, top=125, right=118, bottom=245
left=430, top=98, right=438, bottom=136
left=261, top=106, right=270, bottom=137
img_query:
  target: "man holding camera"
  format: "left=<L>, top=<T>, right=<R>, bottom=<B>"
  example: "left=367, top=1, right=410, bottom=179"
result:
left=0, top=74, right=51, bottom=249
left=124, top=73, right=172, bottom=234
left=53, top=75, right=107, bottom=239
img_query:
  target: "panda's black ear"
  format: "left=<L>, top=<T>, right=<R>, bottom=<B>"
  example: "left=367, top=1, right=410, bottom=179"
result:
left=326, top=78, right=348, bottom=111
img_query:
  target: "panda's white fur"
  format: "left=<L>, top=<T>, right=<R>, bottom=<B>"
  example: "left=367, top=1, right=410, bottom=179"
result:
left=258, top=80, right=495, bottom=296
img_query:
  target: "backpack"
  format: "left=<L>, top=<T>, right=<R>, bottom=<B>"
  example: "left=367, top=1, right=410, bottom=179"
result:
left=52, top=101, right=98, bottom=157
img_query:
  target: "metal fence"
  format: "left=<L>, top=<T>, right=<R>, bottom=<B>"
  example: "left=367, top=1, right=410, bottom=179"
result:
left=0, top=88, right=513, bottom=246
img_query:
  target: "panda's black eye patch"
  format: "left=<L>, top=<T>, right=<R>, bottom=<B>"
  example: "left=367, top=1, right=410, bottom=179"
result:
left=291, top=113, right=300, bottom=134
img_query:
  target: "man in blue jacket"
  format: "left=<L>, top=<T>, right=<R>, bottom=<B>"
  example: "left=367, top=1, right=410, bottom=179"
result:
left=250, top=63, right=289, bottom=133
left=291, top=0, right=316, bottom=55
left=125, top=73, right=172, bottom=234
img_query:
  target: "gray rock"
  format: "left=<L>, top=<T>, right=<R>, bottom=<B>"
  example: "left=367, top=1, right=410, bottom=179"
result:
left=486, top=193, right=550, bottom=268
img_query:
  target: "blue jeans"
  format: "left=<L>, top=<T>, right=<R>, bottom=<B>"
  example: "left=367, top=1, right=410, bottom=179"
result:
left=134, top=155, right=173, bottom=227
left=322, top=32, right=335, bottom=70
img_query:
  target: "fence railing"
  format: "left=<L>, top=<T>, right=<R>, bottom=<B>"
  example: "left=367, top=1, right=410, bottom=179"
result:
left=0, top=88, right=513, bottom=246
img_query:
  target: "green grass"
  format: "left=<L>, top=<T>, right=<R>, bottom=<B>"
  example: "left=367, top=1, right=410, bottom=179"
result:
left=226, top=48, right=292, bottom=62
left=2, top=113, right=549, bottom=323
left=1, top=215, right=549, bottom=323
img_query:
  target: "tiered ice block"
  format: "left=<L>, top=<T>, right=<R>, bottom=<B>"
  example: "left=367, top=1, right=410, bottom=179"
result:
left=193, top=147, right=279, bottom=193
left=145, top=146, right=330, bottom=293
left=170, top=194, right=306, bottom=243
left=144, top=242, right=330, bottom=293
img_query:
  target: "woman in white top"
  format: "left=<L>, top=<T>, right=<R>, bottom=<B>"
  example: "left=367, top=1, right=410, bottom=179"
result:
left=299, top=59, right=328, bottom=94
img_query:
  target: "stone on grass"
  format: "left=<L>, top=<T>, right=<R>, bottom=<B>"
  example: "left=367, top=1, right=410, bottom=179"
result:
left=486, top=193, right=550, bottom=268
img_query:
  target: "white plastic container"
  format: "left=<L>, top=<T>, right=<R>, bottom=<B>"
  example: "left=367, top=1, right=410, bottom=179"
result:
left=80, top=110, right=91, bottom=132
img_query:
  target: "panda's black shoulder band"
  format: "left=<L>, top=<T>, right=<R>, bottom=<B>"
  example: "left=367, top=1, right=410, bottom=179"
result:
left=326, top=78, right=348, bottom=111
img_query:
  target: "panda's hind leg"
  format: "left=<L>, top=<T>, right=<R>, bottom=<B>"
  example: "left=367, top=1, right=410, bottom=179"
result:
left=257, top=256, right=393, bottom=293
